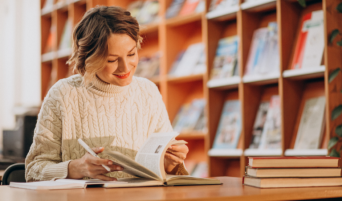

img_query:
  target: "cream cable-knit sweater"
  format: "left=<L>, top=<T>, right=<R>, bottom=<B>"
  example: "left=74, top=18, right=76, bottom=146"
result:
left=25, top=74, right=188, bottom=181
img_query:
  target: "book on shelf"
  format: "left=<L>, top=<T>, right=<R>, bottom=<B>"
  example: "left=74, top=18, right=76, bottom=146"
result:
left=44, top=25, right=56, bottom=54
left=135, top=52, right=160, bottom=79
left=294, top=96, right=325, bottom=150
left=42, top=0, right=54, bottom=13
left=166, top=0, right=185, bottom=19
left=209, top=0, right=239, bottom=12
left=178, top=0, right=202, bottom=16
left=212, top=100, right=241, bottom=149
left=245, top=22, right=279, bottom=77
left=59, top=19, right=72, bottom=50
left=249, top=102, right=270, bottom=149
left=169, top=43, right=205, bottom=77
left=258, top=95, right=281, bottom=150
left=243, top=176, right=342, bottom=188
left=210, top=36, right=239, bottom=81
left=172, top=99, right=207, bottom=133
left=169, top=51, right=185, bottom=75
left=248, top=156, right=341, bottom=168
left=245, top=166, right=342, bottom=178
left=190, top=162, right=208, bottom=178
left=128, top=0, right=159, bottom=25
left=11, top=132, right=220, bottom=190
left=291, top=10, right=324, bottom=70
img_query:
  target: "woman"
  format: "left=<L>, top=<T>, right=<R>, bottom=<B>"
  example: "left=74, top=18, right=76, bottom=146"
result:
left=25, top=6, right=189, bottom=181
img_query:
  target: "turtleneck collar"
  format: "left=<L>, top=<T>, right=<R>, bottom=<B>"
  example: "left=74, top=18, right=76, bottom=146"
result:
left=89, top=75, right=131, bottom=96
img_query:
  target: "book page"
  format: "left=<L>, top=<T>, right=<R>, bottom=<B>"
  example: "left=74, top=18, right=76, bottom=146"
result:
left=135, top=132, right=179, bottom=181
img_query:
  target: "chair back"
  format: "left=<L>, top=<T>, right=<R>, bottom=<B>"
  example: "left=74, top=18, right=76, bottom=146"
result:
left=2, top=163, right=25, bottom=185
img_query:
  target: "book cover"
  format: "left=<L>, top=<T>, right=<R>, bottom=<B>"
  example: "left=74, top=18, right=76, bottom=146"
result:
left=294, top=96, right=325, bottom=149
left=249, top=102, right=270, bottom=149
left=136, top=0, right=160, bottom=25
left=258, top=95, right=281, bottom=149
left=182, top=99, right=206, bottom=132
left=172, top=103, right=191, bottom=132
left=59, top=19, right=72, bottom=50
left=44, top=25, right=56, bottom=53
left=178, top=0, right=200, bottom=16
left=127, top=1, right=144, bottom=18
left=212, top=100, right=241, bottom=149
left=291, top=10, right=324, bottom=69
left=210, top=36, right=239, bottom=80
left=168, top=51, right=185, bottom=75
left=165, top=0, right=185, bottom=19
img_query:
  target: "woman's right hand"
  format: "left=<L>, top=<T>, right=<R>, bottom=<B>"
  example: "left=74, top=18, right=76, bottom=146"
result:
left=67, top=147, right=123, bottom=181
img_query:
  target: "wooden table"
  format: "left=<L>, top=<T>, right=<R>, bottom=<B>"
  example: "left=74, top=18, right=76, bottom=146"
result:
left=2, top=177, right=342, bottom=201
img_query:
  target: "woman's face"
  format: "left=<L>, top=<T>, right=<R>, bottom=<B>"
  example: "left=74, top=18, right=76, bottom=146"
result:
left=96, top=34, right=139, bottom=86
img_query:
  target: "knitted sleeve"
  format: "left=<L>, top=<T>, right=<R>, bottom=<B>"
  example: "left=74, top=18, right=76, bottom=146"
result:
left=152, top=84, right=189, bottom=176
left=25, top=82, right=70, bottom=181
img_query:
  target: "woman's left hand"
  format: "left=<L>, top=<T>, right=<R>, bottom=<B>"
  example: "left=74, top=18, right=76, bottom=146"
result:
left=164, top=144, right=189, bottom=174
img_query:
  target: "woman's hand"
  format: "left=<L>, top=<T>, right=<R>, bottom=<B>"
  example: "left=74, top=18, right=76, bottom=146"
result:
left=67, top=147, right=123, bottom=181
left=164, top=144, right=189, bottom=174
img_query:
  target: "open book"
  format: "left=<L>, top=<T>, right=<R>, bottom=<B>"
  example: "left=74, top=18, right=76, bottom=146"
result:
left=102, top=132, right=221, bottom=187
left=10, top=132, right=220, bottom=190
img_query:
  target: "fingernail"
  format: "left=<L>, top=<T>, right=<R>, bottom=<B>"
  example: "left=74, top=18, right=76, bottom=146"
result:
left=117, top=166, right=123, bottom=171
left=108, top=161, right=113, bottom=165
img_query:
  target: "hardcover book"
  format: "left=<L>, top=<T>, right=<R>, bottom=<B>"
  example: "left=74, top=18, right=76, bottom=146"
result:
left=59, top=19, right=72, bottom=50
left=165, top=0, right=185, bottom=19
left=178, top=0, right=200, bottom=16
left=291, top=10, right=324, bottom=69
left=212, top=100, right=241, bottom=149
left=294, top=96, right=325, bottom=149
left=258, top=95, right=281, bottom=149
left=210, top=36, right=239, bottom=80
left=249, top=102, right=270, bottom=149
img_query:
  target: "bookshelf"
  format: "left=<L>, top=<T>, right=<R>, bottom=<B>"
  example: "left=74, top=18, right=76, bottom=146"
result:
left=40, top=0, right=342, bottom=177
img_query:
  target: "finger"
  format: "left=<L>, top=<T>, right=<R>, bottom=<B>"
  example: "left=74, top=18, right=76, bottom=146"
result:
left=166, top=150, right=186, bottom=160
left=86, top=154, right=113, bottom=166
left=92, top=147, right=105, bottom=154
left=93, top=174, right=117, bottom=181
left=165, top=153, right=183, bottom=164
left=169, top=144, right=189, bottom=153
left=93, top=164, right=124, bottom=172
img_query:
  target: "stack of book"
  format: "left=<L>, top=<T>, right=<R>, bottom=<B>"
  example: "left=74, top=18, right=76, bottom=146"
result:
left=208, top=0, right=239, bottom=13
left=243, top=156, right=342, bottom=188
left=134, top=52, right=160, bottom=79
left=127, top=0, right=160, bottom=25
left=168, top=43, right=206, bottom=77
left=172, top=99, right=207, bottom=133
left=165, top=0, right=204, bottom=19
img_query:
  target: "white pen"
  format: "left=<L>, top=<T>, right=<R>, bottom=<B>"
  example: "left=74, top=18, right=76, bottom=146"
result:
left=77, top=138, right=111, bottom=172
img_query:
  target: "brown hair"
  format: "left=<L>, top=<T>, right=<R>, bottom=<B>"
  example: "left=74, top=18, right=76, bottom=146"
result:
left=67, top=6, right=142, bottom=86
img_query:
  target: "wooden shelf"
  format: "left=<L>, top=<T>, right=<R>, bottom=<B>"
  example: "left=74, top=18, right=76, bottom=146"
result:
left=177, top=131, right=207, bottom=140
left=244, top=148, right=282, bottom=156
left=207, top=76, right=240, bottom=90
left=208, top=149, right=242, bottom=158
left=57, top=48, right=72, bottom=59
left=55, top=2, right=69, bottom=11
left=284, top=149, right=328, bottom=156
left=167, top=74, right=203, bottom=84
left=283, top=66, right=325, bottom=80
left=242, top=73, right=279, bottom=85
left=165, top=12, right=203, bottom=27
left=41, top=52, right=55, bottom=62
left=206, top=5, right=239, bottom=21
left=241, top=0, right=277, bottom=12
left=139, top=23, right=159, bottom=35
left=41, top=8, right=53, bottom=17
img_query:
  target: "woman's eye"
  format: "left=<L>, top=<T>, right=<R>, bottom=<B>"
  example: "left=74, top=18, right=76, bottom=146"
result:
left=128, top=53, right=135, bottom=57
left=108, top=60, right=117, bottom=63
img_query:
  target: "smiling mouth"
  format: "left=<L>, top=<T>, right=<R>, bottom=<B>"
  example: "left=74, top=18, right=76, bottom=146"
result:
left=113, top=71, right=131, bottom=79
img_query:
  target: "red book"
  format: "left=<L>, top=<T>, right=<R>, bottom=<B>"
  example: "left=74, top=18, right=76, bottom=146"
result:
left=248, top=156, right=341, bottom=168
left=178, top=0, right=200, bottom=16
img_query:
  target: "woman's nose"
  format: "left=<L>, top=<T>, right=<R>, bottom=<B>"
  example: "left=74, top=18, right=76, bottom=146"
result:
left=118, top=58, right=130, bottom=72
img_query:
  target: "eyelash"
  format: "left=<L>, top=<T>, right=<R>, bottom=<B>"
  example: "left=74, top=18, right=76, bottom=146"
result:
left=108, top=53, right=135, bottom=63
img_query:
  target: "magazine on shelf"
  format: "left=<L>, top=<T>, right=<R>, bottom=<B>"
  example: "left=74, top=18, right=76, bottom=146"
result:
left=59, top=19, right=72, bottom=50
left=166, top=0, right=185, bottom=19
left=178, top=0, right=201, bottom=16
left=127, top=1, right=144, bottom=18
left=291, top=10, right=324, bottom=69
left=172, top=99, right=206, bottom=133
left=44, top=25, right=56, bottom=53
left=168, top=51, right=185, bottom=75
left=135, top=52, right=160, bottom=78
left=11, top=132, right=221, bottom=190
left=212, top=100, right=241, bottom=149
left=245, top=22, right=279, bottom=76
left=209, top=0, right=239, bottom=12
left=170, top=43, right=205, bottom=77
left=249, top=102, right=270, bottom=149
left=136, top=0, right=160, bottom=25
left=210, top=36, right=239, bottom=80
left=294, top=96, right=325, bottom=149
left=258, top=95, right=281, bottom=149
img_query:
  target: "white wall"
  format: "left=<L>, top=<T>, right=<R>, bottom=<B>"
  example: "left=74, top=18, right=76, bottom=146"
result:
left=0, top=0, right=41, bottom=152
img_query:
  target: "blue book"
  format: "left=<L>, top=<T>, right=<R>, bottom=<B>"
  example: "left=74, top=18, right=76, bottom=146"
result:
left=212, top=100, right=241, bottom=149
